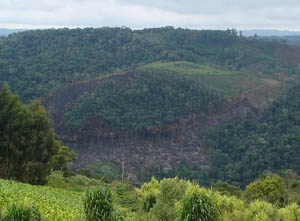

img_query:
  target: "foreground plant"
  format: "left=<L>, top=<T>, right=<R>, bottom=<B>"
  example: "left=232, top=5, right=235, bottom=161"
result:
left=1, top=201, right=43, bottom=221
left=180, top=185, right=220, bottom=221
left=83, top=186, right=114, bottom=221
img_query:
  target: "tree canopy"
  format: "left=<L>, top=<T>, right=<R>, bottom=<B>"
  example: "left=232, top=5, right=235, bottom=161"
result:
left=207, top=85, right=300, bottom=187
left=0, top=83, right=74, bottom=184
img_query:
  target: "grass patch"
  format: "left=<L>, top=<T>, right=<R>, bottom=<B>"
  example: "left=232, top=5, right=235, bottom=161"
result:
left=141, top=61, right=245, bottom=76
left=140, top=61, right=260, bottom=97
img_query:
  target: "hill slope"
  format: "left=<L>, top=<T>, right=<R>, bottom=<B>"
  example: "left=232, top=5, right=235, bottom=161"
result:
left=1, top=27, right=300, bottom=184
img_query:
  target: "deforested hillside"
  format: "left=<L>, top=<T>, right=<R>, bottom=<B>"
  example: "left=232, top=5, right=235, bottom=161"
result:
left=1, top=27, right=300, bottom=184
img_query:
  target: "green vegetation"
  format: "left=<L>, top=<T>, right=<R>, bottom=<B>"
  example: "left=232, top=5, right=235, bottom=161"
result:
left=0, top=178, right=83, bottom=220
left=83, top=186, right=114, bottom=221
left=0, top=27, right=295, bottom=102
left=88, top=162, right=122, bottom=181
left=244, top=176, right=289, bottom=208
left=1, top=27, right=300, bottom=219
left=0, top=27, right=297, bottom=143
left=207, top=85, right=300, bottom=186
left=1, top=175, right=300, bottom=220
left=64, top=70, right=221, bottom=136
left=140, top=61, right=262, bottom=97
left=0, top=83, right=74, bottom=184
left=212, top=181, right=242, bottom=198
left=1, top=202, right=42, bottom=221
left=181, top=185, right=219, bottom=221
left=141, top=61, right=242, bottom=76
left=46, top=171, right=105, bottom=192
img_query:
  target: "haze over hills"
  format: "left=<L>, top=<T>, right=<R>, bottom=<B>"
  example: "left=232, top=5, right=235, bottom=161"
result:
left=0, top=27, right=300, bottom=185
left=0, top=28, right=27, bottom=36
left=241, top=29, right=300, bottom=37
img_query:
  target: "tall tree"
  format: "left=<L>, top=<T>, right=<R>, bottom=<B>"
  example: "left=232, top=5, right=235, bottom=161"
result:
left=0, top=83, right=74, bottom=184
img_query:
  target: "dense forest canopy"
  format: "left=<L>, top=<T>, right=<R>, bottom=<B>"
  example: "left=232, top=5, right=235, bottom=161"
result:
left=0, top=27, right=296, bottom=103
left=207, top=85, right=300, bottom=187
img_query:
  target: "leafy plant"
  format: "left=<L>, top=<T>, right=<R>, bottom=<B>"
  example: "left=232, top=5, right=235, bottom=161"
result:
left=180, top=186, right=220, bottom=221
left=83, top=186, right=114, bottom=221
left=1, top=202, right=43, bottom=221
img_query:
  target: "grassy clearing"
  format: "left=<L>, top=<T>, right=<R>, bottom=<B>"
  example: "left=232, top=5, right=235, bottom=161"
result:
left=140, top=61, right=285, bottom=101
left=140, top=61, right=265, bottom=97
left=141, top=61, right=244, bottom=76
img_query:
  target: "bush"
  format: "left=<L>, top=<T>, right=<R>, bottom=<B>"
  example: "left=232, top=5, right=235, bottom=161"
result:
left=213, top=193, right=246, bottom=220
left=1, top=202, right=42, bottom=221
left=212, top=181, right=242, bottom=197
left=245, top=200, right=279, bottom=220
left=180, top=185, right=219, bottom=221
left=136, top=177, right=160, bottom=210
left=279, top=203, right=300, bottom=221
left=244, top=176, right=289, bottom=207
left=83, top=186, right=114, bottom=221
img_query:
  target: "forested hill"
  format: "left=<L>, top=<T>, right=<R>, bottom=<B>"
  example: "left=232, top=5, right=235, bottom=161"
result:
left=1, top=27, right=299, bottom=135
left=0, top=27, right=298, bottom=103
left=1, top=27, right=300, bottom=185
left=208, top=85, right=300, bottom=186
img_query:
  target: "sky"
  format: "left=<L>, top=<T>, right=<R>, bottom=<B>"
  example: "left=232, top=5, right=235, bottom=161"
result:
left=1, top=0, right=300, bottom=30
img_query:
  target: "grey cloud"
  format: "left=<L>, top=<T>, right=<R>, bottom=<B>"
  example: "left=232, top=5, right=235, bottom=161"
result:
left=0, top=0, right=300, bottom=30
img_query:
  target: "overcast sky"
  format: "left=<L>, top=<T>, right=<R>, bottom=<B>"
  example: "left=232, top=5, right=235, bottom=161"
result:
left=1, top=0, right=300, bottom=30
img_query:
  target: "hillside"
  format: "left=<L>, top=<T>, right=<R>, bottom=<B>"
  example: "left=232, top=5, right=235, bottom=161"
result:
left=1, top=27, right=300, bottom=184
left=208, top=85, right=300, bottom=186
left=0, top=27, right=298, bottom=102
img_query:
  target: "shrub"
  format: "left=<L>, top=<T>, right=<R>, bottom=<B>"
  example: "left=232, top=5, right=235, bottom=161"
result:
left=150, top=200, right=176, bottom=221
left=180, top=185, right=219, bottom=221
left=83, top=186, right=114, bottom=221
left=244, top=176, right=289, bottom=207
left=279, top=203, right=300, bottom=221
left=213, top=193, right=246, bottom=220
left=158, top=177, right=188, bottom=206
left=245, top=200, right=279, bottom=221
left=212, top=181, right=242, bottom=197
left=1, top=202, right=42, bottom=221
left=136, top=177, right=160, bottom=210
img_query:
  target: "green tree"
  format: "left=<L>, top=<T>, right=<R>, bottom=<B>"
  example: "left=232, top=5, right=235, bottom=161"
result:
left=0, top=83, right=74, bottom=184
left=212, top=181, right=242, bottom=197
left=244, top=176, right=289, bottom=208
